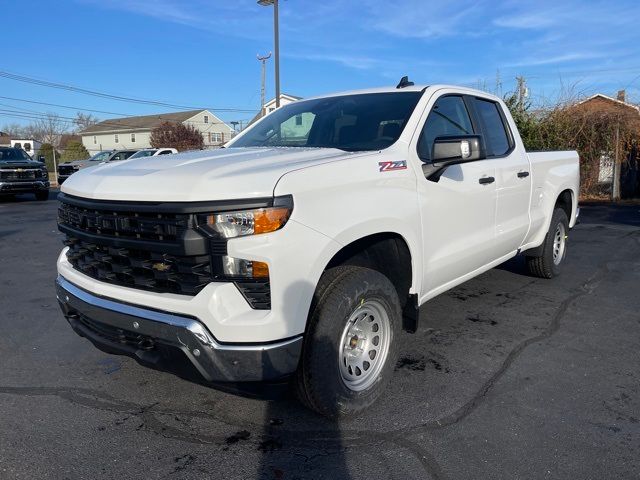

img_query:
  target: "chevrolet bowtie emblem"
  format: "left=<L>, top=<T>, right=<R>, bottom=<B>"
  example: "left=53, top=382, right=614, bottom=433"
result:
left=16, top=168, right=23, bottom=172
left=151, top=262, right=171, bottom=272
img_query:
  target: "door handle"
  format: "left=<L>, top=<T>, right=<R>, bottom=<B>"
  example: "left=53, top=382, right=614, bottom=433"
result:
left=478, top=176, right=495, bottom=185
left=517, top=171, right=530, bottom=178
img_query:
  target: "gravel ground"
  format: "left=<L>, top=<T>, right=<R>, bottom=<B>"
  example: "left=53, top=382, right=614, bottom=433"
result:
left=0, top=192, right=638, bottom=480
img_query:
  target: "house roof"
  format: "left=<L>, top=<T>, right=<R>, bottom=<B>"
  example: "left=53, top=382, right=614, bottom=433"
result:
left=578, top=94, right=640, bottom=114
left=263, top=93, right=303, bottom=107
left=80, top=109, right=208, bottom=134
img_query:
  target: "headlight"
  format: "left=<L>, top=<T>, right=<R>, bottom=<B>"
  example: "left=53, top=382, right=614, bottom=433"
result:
left=197, top=206, right=292, bottom=239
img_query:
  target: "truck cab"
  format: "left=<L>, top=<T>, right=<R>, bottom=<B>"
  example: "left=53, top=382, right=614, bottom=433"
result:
left=56, top=83, right=579, bottom=417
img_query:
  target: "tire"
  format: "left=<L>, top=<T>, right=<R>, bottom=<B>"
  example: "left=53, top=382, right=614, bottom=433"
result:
left=295, top=265, right=401, bottom=418
left=34, top=190, right=49, bottom=201
left=526, top=207, right=569, bottom=278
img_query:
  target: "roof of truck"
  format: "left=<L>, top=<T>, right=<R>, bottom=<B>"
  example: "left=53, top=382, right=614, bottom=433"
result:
left=303, top=84, right=501, bottom=102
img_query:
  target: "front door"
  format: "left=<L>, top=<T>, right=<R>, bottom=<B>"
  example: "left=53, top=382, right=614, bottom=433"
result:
left=411, top=92, right=502, bottom=296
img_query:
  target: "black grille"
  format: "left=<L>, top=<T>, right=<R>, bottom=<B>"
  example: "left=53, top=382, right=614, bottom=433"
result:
left=58, top=202, right=190, bottom=242
left=59, top=194, right=273, bottom=309
left=65, top=236, right=212, bottom=295
left=0, top=169, right=41, bottom=180
left=76, top=312, right=156, bottom=350
left=58, top=165, right=76, bottom=175
left=236, top=280, right=271, bottom=309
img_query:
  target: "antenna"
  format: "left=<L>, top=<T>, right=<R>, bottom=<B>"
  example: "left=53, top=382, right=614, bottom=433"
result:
left=396, top=76, right=414, bottom=89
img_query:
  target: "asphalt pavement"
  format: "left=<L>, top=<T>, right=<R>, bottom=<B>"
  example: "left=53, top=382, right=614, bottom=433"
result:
left=0, top=192, right=639, bottom=480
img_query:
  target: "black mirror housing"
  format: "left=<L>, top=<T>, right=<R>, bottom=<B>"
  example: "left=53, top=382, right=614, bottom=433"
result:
left=432, top=135, right=485, bottom=163
left=422, top=135, right=486, bottom=181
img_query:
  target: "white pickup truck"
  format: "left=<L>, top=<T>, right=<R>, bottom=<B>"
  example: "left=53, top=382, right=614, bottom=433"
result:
left=56, top=81, right=579, bottom=417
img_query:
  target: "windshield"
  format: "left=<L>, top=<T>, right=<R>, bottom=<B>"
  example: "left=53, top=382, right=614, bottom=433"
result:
left=230, top=92, right=422, bottom=151
left=90, top=151, right=112, bottom=162
left=0, top=148, right=31, bottom=162
left=129, top=150, right=156, bottom=159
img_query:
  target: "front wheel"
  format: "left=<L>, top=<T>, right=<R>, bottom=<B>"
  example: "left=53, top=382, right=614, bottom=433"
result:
left=296, top=266, right=401, bottom=417
left=526, top=207, right=569, bottom=278
left=34, top=190, right=49, bottom=201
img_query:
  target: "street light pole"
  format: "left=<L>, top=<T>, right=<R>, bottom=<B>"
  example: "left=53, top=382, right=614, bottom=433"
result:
left=257, top=52, right=272, bottom=117
left=257, top=0, right=281, bottom=108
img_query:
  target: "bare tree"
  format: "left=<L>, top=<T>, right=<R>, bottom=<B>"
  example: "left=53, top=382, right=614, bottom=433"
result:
left=74, top=112, right=99, bottom=132
left=29, top=113, right=69, bottom=146
left=1, top=123, right=27, bottom=137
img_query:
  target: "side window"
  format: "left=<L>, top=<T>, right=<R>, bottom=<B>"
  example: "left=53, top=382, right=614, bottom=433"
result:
left=418, top=95, right=473, bottom=162
left=473, top=99, right=511, bottom=156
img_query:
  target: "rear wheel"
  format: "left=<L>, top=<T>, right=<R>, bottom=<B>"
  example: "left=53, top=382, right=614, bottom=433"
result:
left=296, top=266, right=401, bottom=417
left=526, top=207, right=569, bottom=278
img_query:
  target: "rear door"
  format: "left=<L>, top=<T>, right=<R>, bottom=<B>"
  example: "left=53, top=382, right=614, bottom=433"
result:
left=412, top=92, right=503, bottom=295
left=470, top=97, right=531, bottom=252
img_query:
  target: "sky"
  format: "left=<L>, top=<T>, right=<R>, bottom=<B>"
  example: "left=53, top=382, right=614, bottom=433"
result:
left=2, top=0, right=640, bottom=129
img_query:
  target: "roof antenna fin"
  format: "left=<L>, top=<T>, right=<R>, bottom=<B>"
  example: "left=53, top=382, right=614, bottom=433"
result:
left=396, top=76, right=414, bottom=89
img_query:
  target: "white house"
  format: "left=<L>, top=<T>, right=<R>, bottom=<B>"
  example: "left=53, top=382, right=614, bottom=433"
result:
left=248, top=93, right=302, bottom=127
left=80, top=110, right=234, bottom=154
left=10, top=139, right=42, bottom=159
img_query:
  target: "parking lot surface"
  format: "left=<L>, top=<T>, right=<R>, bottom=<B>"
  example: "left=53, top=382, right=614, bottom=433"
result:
left=1, top=193, right=639, bottom=480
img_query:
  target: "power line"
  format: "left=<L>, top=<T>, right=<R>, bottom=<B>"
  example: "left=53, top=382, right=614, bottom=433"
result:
left=0, top=70, right=258, bottom=113
left=0, top=95, right=133, bottom=117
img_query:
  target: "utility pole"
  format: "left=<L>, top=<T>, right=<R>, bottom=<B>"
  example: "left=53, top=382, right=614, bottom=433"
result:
left=257, top=0, right=280, bottom=108
left=612, top=122, right=621, bottom=202
left=52, top=146, right=59, bottom=186
left=516, top=76, right=527, bottom=113
left=257, top=52, right=272, bottom=118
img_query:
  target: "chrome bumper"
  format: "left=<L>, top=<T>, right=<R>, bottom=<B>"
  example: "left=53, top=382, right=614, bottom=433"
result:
left=55, top=276, right=302, bottom=383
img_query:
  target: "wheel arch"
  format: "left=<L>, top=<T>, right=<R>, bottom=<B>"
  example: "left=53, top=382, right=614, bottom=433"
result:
left=317, top=231, right=419, bottom=332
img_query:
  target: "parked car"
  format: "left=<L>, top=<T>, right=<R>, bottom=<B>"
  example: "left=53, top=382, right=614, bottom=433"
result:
left=0, top=147, right=50, bottom=200
left=57, top=149, right=138, bottom=183
left=128, top=148, right=178, bottom=159
left=55, top=82, right=579, bottom=417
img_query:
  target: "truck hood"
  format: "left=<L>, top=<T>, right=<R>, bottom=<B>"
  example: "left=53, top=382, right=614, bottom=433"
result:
left=61, top=147, right=359, bottom=202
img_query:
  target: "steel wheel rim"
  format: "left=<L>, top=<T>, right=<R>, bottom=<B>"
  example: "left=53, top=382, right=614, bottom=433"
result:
left=338, top=299, right=391, bottom=392
left=553, top=222, right=566, bottom=265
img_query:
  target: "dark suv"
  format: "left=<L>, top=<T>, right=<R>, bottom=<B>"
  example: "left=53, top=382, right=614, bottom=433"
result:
left=0, top=147, right=50, bottom=200
left=57, top=149, right=138, bottom=183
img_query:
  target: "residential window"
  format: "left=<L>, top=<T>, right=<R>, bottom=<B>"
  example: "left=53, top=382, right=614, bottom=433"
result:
left=204, top=115, right=209, bottom=124
left=295, top=114, right=303, bottom=126
left=212, top=132, right=222, bottom=143
left=131, top=133, right=136, bottom=143
left=93, top=136, right=97, bottom=144
left=115, top=134, right=119, bottom=143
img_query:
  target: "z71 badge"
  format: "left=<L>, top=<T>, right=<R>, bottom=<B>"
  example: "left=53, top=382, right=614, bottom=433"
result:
left=378, top=160, right=407, bottom=172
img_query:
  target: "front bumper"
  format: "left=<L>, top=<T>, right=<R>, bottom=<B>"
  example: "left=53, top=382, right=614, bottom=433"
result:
left=0, top=180, right=49, bottom=192
left=56, top=276, right=302, bottom=383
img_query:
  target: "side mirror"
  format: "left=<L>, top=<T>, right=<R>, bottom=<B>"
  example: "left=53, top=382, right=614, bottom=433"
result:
left=432, top=135, right=484, bottom=162
left=422, top=135, right=486, bottom=180
left=38, top=155, right=46, bottom=163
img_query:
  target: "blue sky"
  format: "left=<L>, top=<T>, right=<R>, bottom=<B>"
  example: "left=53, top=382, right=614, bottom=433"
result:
left=2, top=0, right=640, bottom=128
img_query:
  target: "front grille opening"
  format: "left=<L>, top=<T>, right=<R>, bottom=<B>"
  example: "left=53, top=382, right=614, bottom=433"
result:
left=58, top=202, right=190, bottom=242
left=65, top=236, right=212, bottom=295
left=59, top=196, right=272, bottom=309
